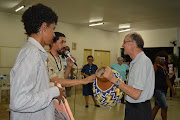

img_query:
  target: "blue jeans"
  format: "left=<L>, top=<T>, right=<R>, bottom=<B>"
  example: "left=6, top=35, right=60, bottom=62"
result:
left=153, top=89, right=168, bottom=109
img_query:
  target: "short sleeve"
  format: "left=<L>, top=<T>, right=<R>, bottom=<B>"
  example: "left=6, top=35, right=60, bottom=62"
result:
left=131, top=61, right=148, bottom=90
left=110, top=64, right=115, bottom=69
left=95, top=65, right=98, bottom=71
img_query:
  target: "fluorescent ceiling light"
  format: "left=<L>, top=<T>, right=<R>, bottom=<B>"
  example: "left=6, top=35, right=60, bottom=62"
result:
left=118, top=29, right=131, bottom=33
left=15, top=6, right=25, bottom=12
left=89, top=18, right=103, bottom=23
left=119, top=23, right=130, bottom=29
left=89, top=22, right=104, bottom=26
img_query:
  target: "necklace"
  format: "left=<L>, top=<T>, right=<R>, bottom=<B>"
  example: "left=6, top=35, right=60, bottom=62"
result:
left=157, top=64, right=166, bottom=70
left=50, top=52, right=62, bottom=71
left=157, top=64, right=167, bottom=75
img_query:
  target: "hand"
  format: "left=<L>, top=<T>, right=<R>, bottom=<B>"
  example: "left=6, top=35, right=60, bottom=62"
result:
left=85, top=74, right=89, bottom=78
left=54, top=82, right=66, bottom=104
left=83, top=74, right=96, bottom=84
left=168, top=74, right=173, bottom=79
left=67, top=55, right=76, bottom=67
left=103, top=66, right=117, bottom=84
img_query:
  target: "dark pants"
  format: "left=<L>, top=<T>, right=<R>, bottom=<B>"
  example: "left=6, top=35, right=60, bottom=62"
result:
left=125, top=100, right=152, bottom=120
left=121, top=81, right=126, bottom=103
left=170, top=78, right=175, bottom=97
left=65, top=87, right=71, bottom=97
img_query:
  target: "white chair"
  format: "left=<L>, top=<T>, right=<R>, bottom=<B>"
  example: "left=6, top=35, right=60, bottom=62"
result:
left=174, top=78, right=180, bottom=95
left=0, top=76, right=10, bottom=103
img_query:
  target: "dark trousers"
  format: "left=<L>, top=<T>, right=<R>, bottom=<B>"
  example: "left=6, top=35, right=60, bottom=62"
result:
left=125, top=100, right=152, bottom=120
left=121, top=81, right=126, bottom=103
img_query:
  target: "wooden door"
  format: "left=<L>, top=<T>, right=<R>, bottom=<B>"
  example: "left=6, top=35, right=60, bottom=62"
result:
left=94, top=50, right=110, bottom=68
left=83, top=49, right=92, bottom=65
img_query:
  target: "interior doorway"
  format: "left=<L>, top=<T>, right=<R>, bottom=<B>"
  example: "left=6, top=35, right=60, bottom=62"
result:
left=94, top=50, right=110, bottom=68
left=83, top=49, right=92, bottom=65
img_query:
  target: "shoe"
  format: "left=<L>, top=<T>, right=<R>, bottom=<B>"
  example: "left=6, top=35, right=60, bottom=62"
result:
left=121, top=102, right=125, bottom=104
left=95, top=105, right=100, bottom=107
left=85, top=105, right=89, bottom=108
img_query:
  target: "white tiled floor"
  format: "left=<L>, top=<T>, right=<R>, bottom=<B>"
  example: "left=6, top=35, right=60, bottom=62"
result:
left=0, top=86, right=180, bottom=120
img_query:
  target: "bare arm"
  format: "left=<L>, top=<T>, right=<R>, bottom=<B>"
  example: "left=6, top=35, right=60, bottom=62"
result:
left=108, top=77, right=141, bottom=100
left=71, top=68, right=74, bottom=79
left=64, top=65, right=72, bottom=79
left=51, top=75, right=95, bottom=87
left=119, top=82, right=141, bottom=100
left=173, top=67, right=177, bottom=76
left=81, top=72, right=89, bottom=78
left=104, top=66, right=141, bottom=100
left=154, top=56, right=159, bottom=72
left=169, top=67, right=176, bottom=79
left=166, top=76, right=176, bottom=96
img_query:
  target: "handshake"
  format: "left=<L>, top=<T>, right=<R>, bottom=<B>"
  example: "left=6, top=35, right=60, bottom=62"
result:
left=53, top=74, right=96, bottom=104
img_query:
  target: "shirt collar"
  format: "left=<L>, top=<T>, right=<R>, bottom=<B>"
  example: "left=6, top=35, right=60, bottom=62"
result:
left=27, top=37, right=46, bottom=53
left=130, top=51, right=144, bottom=65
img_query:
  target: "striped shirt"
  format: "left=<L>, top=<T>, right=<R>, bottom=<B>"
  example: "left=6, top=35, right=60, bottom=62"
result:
left=10, top=37, right=60, bottom=120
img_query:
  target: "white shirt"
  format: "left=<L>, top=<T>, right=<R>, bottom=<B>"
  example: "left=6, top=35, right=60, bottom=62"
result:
left=10, top=37, right=60, bottom=120
left=126, top=52, right=155, bottom=103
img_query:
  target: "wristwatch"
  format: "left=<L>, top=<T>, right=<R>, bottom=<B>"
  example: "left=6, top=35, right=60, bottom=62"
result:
left=115, top=80, right=120, bottom=87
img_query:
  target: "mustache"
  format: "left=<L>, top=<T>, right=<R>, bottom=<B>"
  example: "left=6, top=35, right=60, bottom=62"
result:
left=57, top=47, right=66, bottom=55
left=62, top=47, right=66, bottom=51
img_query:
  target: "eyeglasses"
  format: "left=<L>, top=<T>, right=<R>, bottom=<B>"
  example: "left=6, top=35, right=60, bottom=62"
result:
left=88, top=59, right=93, bottom=61
left=123, top=40, right=133, bottom=44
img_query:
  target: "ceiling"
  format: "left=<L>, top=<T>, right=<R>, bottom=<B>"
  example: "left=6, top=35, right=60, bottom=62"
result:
left=0, top=0, right=180, bottom=32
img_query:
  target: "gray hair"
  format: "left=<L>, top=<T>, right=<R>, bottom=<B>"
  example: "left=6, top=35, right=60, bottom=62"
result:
left=117, top=57, right=123, bottom=61
left=128, top=32, right=144, bottom=50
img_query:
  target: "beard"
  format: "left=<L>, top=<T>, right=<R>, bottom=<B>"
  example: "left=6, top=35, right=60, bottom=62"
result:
left=57, top=47, right=65, bottom=55
left=57, top=50, right=63, bottom=55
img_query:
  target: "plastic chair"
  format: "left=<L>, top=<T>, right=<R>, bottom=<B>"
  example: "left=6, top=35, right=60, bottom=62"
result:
left=0, top=76, right=10, bottom=103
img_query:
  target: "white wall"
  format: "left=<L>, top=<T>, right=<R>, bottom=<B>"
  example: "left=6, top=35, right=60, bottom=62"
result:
left=0, top=12, right=26, bottom=75
left=55, top=22, right=120, bottom=68
left=0, top=11, right=179, bottom=77
left=118, top=28, right=177, bottom=47
left=0, top=12, right=120, bottom=75
left=118, top=28, right=178, bottom=56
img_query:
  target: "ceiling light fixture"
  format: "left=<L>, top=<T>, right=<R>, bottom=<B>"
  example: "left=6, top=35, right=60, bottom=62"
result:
left=118, top=29, right=131, bottom=33
left=89, top=22, right=104, bottom=26
left=119, top=23, right=130, bottom=29
left=15, top=6, right=25, bottom=12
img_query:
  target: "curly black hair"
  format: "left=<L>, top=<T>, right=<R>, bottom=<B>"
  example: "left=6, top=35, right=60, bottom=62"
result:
left=156, top=51, right=168, bottom=62
left=22, top=4, right=58, bottom=36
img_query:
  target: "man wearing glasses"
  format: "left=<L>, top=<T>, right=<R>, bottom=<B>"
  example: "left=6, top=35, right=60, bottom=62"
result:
left=104, top=33, right=155, bottom=120
left=81, top=55, right=100, bottom=108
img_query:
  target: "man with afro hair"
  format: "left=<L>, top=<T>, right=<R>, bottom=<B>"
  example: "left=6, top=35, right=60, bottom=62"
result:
left=10, top=4, right=65, bottom=120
